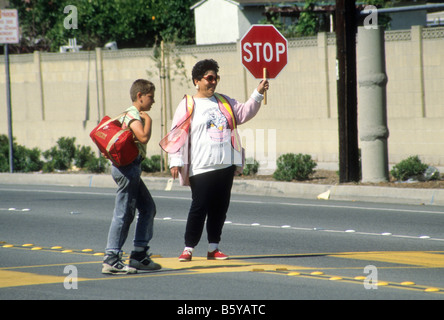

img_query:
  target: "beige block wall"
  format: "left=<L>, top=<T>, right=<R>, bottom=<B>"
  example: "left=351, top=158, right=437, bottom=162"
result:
left=383, top=27, right=444, bottom=165
left=0, top=26, right=443, bottom=171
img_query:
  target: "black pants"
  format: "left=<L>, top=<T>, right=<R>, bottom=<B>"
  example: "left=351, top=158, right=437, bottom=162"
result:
left=185, top=165, right=236, bottom=248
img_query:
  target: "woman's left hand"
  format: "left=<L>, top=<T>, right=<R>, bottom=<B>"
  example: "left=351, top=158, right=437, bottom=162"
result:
left=257, top=80, right=269, bottom=94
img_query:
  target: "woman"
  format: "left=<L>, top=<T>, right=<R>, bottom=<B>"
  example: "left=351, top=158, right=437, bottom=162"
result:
left=167, top=59, right=269, bottom=261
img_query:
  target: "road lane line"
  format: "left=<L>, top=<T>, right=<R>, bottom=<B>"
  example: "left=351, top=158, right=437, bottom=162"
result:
left=3, top=243, right=444, bottom=295
left=2, top=187, right=444, bottom=215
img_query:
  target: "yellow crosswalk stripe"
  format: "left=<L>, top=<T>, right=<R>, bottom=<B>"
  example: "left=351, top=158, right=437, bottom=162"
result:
left=331, top=251, right=444, bottom=267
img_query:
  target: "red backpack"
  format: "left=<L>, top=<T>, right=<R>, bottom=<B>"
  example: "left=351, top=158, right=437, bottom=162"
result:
left=90, top=113, right=139, bottom=167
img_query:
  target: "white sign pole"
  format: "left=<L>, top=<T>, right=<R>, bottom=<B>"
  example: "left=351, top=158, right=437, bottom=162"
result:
left=1, top=9, right=19, bottom=173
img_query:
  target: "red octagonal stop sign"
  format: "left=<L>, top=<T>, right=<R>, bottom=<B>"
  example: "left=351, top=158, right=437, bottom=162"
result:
left=240, top=25, right=288, bottom=79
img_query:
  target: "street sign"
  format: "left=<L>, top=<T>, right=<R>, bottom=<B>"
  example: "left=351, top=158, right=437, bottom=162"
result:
left=240, top=25, right=288, bottom=79
left=0, top=9, right=19, bottom=44
left=1, top=9, right=19, bottom=172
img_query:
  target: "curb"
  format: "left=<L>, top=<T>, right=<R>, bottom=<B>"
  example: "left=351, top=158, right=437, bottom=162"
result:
left=231, top=179, right=444, bottom=206
left=0, top=173, right=443, bottom=206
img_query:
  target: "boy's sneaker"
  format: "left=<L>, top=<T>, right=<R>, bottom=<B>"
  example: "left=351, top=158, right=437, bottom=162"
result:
left=129, top=250, right=161, bottom=271
left=102, top=253, right=137, bottom=274
left=179, top=249, right=193, bottom=262
left=207, top=249, right=229, bottom=260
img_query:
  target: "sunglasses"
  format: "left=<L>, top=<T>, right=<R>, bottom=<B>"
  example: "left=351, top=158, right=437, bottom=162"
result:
left=202, top=74, right=220, bottom=83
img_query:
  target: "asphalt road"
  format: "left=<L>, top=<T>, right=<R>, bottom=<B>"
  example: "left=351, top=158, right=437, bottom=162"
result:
left=1, top=183, right=444, bottom=306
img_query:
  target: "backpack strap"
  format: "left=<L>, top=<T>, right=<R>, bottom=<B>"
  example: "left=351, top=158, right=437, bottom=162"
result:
left=214, top=93, right=241, bottom=152
left=159, top=95, right=193, bottom=153
left=184, top=94, right=194, bottom=117
left=214, top=93, right=236, bottom=129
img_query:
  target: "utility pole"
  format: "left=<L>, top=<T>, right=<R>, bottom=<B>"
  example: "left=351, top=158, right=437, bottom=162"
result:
left=358, top=26, right=389, bottom=183
left=5, top=43, right=13, bottom=173
left=336, top=0, right=360, bottom=183
left=160, top=40, right=168, bottom=172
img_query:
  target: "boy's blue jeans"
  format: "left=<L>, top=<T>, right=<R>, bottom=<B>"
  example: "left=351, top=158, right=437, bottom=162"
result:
left=105, top=156, right=156, bottom=256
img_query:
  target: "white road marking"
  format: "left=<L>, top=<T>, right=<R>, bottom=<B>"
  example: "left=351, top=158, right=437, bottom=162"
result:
left=1, top=187, right=442, bottom=242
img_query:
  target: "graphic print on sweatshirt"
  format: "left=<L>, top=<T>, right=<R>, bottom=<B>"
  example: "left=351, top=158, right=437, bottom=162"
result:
left=204, top=108, right=230, bottom=143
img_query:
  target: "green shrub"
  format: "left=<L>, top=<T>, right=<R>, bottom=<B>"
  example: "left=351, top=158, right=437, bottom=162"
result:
left=0, top=135, right=109, bottom=173
left=0, top=134, right=43, bottom=172
left=273, top=153, right=317, bottom=181
left=43, top=137, right=77, bottom=171
left=84, top=155, right=109, bottom=173
left=74, top=145, right=109, bottom=173
left=0, top=135, right=12, bottom=172
left=423, top=166, right=440, bottom=181
left=0, top=153, right=8, bottom=172
left=243, top=158, right=259, bottom=176
left=390, top=155, right=428, bottom=181
left=141, top=155, right=161, bottom=173
left=13, top=145, right=44, bottom=172
left=74, top=145, right=95, bottom=168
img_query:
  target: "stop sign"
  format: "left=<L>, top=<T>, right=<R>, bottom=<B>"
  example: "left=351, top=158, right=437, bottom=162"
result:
left=240, top=25, right=288, bottom=79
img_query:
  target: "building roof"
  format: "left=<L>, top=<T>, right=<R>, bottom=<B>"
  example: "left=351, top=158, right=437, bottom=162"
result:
left=236, top=0, right=305, bottom=5
left=190, top=0, right=305, bottom=10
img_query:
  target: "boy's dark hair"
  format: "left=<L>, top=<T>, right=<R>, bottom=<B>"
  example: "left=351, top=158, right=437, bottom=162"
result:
left=191, top=59, right=219, bottom=86
left=130, top=79, right=155, bottom=102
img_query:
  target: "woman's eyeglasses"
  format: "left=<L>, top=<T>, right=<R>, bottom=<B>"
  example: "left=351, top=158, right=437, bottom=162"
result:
left=202, top=74, right=220, bottom=83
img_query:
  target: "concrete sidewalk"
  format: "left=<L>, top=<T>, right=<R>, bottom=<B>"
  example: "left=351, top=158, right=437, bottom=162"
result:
left=1, top=172, right=443, bottom=206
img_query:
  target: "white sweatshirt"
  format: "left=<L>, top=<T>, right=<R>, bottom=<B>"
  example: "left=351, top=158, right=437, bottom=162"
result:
left=188, top=96, right=240, bottom=176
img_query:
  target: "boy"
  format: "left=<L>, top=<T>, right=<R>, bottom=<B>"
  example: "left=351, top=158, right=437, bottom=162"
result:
left=102, top=79, right=161, bottom=274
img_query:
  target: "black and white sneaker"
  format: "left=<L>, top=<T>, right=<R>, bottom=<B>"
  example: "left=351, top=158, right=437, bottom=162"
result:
left=102, top=253, right=137, bottom=274
left=129, top=249, right=161, bottom=271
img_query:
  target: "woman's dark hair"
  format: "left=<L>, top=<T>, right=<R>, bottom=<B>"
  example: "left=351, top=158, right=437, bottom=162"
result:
left=191, top=59, right=219, bottom=85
